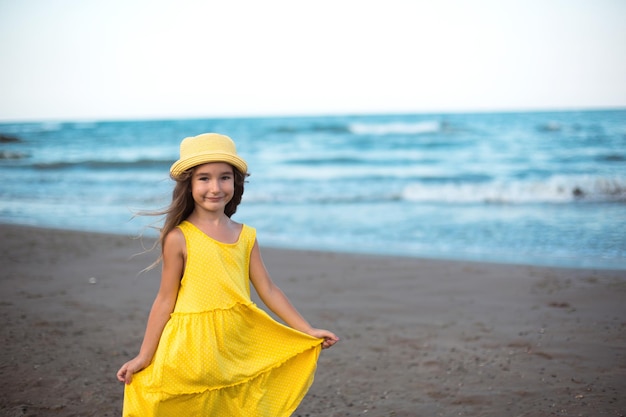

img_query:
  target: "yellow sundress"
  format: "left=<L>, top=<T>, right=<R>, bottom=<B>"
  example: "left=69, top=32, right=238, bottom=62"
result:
left=123, top=220, right=322, bottom=416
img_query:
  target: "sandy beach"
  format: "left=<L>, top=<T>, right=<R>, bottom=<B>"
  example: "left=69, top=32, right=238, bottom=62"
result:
left=1, top=223, right=624, bottom=417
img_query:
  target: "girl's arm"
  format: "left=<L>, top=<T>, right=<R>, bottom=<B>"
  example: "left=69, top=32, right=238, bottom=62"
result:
left=116, top=228, right=185, bottom=384
left=249, top=239, right=339, bottom=349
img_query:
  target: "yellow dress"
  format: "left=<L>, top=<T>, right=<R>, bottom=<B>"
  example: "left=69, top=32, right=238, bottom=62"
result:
left=123, top=221, right=322, bottom=417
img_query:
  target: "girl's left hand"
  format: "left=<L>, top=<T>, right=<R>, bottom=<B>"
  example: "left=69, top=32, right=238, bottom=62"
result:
left=307, top=328, right=340, bottom=349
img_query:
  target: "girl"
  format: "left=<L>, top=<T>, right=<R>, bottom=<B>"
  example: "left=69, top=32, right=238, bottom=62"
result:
left=117, top=133, right=338, bottom=416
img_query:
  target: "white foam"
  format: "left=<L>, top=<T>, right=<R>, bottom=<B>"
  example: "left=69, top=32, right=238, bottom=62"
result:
left=349, top=120, right=441, bottom=135
left=402, top=175, right=626, bottom=204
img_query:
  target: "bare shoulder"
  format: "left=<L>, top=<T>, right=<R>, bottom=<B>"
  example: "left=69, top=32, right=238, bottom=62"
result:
left=164, top=226, right=185, bottom=242
left=163, top=227, right=186, bottom=255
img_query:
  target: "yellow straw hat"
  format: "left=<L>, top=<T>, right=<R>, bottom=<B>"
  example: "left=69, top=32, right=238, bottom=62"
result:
left=170, top=133, right=248, bottom=177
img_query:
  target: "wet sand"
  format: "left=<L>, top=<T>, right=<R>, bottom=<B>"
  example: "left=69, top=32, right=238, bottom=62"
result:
left=1, top=223, right=624, bottom=417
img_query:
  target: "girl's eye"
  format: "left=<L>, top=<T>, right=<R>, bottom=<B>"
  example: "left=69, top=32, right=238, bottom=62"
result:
left=221, top=175, right=232, bottom=180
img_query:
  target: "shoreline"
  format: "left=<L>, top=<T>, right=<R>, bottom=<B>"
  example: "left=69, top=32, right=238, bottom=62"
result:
left=1, top=223, right=625, bottom=416
left=2, top=221, right=624, bottom=272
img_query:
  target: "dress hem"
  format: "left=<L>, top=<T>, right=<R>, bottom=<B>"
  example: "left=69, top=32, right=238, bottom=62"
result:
left=145, top=342, right=321, bottom=397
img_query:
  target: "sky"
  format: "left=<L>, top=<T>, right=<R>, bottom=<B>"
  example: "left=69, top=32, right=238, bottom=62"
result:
left=1, top=0, right=625, bottom=122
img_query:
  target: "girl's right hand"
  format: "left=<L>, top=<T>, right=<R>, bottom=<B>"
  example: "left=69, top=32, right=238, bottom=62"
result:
left=116, top=356, right=149, bottom=385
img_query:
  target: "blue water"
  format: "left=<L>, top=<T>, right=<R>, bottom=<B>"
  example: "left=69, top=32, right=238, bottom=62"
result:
left=1, top=110, right=625, bottom=269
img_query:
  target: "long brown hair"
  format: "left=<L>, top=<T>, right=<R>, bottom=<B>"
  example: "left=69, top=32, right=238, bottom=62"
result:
left=142, top=164, right=248, bottom=269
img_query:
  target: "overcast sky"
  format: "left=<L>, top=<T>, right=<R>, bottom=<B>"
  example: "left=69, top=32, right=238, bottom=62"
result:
left=1, top=0, right=625, bottom=122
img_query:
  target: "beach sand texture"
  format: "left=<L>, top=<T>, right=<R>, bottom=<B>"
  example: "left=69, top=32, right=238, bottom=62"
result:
left=1, top=223, right=624, bottom=417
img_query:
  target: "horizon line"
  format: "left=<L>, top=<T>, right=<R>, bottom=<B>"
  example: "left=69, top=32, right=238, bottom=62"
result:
left=1, top=105, right=625, bottom=124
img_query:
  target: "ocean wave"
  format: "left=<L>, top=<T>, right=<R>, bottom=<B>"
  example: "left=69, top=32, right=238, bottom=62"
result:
left=596, top=153, right=626, bottom=162
left=402, top=176, right=626, bottom=204
left=270, top=120, right=445, bottom=136
left=32, top=159, right=172, bottom=170
left=0, top=150, right=29, bottom=160
left=1, top=122, right=65, bottom=134
left=349, top=120, right=442, bottom=135
left=273, top=123, right=350, bottom=134
left=243, top=192, right=403, bottom=205
left=0, top=134, right=22, bottom=143
left=242, top=176, right=626, bottom=205
left=282, top=156, right=371, bottom=166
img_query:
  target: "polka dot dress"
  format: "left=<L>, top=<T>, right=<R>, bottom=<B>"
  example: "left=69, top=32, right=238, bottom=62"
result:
left=123, top=221, right=322, bottom=417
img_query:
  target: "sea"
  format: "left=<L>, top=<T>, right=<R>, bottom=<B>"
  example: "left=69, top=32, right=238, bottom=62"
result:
left=1, top=110, right=625, bottom=270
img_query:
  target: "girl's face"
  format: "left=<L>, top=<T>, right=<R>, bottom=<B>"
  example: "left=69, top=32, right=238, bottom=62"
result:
left=190, top=162, right=235, bottom=215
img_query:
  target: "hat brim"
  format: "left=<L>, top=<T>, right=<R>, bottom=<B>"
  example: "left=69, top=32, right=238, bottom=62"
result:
left=170, top=152, right=248, bottom=177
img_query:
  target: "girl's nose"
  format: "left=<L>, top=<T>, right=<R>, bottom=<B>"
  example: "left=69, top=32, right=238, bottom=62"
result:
left=209, top=179, right=221, bottom=193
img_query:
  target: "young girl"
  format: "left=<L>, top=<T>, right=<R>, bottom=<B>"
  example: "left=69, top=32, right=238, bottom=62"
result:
left=117, top=133, right=338, bottom=416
